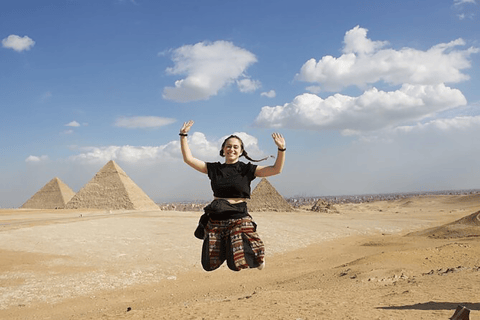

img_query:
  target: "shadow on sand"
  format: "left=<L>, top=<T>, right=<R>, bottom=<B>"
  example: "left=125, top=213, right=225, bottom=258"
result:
left=377, top=301, right=480, bottom=311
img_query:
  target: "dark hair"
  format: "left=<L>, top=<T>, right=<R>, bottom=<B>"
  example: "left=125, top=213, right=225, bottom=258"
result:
left=220, top=135, right=271, bottom=162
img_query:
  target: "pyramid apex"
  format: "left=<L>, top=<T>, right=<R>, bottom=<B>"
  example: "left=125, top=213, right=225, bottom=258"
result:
left=104, top=160, right=118, bottom=168
left=100, top=160, right=124, bottom=172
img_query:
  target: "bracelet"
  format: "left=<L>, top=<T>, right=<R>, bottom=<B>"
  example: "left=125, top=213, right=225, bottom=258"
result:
left=179, top=133, right=188, bottom=136
left=278, top=147, right=286, bottom=151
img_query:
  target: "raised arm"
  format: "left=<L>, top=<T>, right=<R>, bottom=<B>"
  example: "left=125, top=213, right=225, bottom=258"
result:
left=180, top=120, right=208, bottom=174
left=255, top=133, right=286, bottom=177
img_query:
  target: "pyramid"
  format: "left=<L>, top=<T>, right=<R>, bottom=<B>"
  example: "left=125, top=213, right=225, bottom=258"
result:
left=311, top=199, right=339, bottom=213
left=247, top=178, right=294, bottom=212
left=65, top=160, right=159, bottom=210
left=21, top=177, right=76, bottom=209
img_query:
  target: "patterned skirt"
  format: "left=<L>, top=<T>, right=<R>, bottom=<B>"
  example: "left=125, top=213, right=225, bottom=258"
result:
left=202, top=216, right=265, bottom=272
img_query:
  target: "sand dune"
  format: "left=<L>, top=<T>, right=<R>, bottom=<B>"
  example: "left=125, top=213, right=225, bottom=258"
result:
left=408, top=210, right=480, bottom=239
left=1, top=194, right=479, bottom=319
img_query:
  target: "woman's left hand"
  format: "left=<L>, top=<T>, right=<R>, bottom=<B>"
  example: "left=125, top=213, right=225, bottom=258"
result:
left=272, top=133, right=286, bottom=149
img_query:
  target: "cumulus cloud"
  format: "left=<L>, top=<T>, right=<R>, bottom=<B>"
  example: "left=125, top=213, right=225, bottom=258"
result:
left=261, top=90, right=276, bottom=98
left=68, top=131, right=265, bottom=164
left=254, top=84, right=467, bottom=133
left=342, top=26, right=389, bottom=55
left=25, top=155, right=48, bottom=163
left=114, top=116, right=176, bottom=129
left=295, top=26, right=479, bottom=91
left=237, top=79, right=261, bottom=93
left=2, top=35, right=35, bottom=52
left=65, top=121, right=81, bottom=127
left=162, top=41, right=258, bottom=102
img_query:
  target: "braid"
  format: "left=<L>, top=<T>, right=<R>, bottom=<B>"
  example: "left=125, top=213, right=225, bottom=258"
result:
left=242, top=150, right=273, bottom=162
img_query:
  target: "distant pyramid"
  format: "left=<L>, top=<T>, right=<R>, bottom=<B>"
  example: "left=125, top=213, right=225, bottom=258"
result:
left=21, top=177, right=75, bottom=209
left=311, top=199, right=339, bottom=213
left=65, top=160, right=159, bottom=210
left=247, top=178, right=294, bottom=212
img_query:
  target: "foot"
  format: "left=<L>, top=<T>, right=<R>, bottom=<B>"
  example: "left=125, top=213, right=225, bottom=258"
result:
left=257, top=260, right=265, bottom=270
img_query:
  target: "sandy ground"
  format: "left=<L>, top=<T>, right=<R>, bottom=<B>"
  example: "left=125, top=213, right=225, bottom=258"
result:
left=1, top=194, right=480, bottom=319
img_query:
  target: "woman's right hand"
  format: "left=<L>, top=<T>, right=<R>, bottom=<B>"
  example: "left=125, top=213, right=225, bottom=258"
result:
left=179, top=120, right=207, bottom=174
left=180, top=120, right=194, bottom=135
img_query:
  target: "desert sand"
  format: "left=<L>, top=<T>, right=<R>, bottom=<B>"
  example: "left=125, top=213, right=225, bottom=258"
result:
left=1, top=194, right=480, bottom=319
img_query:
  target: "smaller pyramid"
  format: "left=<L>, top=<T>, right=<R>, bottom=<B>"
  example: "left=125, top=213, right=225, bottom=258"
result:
left=311, top=199, right=339, bottom=213
left=21, top=177, right=76, bottom=209
left=247, top=178, right=294, bottom=212
left=65, top=160, right=159, bottom=210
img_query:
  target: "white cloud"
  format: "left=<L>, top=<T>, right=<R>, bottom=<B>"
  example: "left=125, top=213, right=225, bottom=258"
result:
left=25, top=155, right=48, bottom=163
left=295, top=26, right=479, bottom=91
left=68, top=131, right=266, bottom=164
left=69, top=145, right=175, bottom=163
left=342, top=26, right=389, bottom=55
left=2, top=35, right=35, bottom=52
left=395, top=115, right=480, bottom=133
left=63, top=129, right=74, bottom=135
left=305, top=86, right=322, bottom=94
left=454, top=0, right=476, bottom=5
left=162, top=41, right=258, bottom=102
left=261, top=90, right=276, bottom=98
left=453, top=0, right=477, bottom=20
left=237, top=79, right=261, bottom=93
left=114, top=116, right=176, bottom=129
left=254, top=83, right=467, bottom=133
left=65, top=121, right=81, bottom=127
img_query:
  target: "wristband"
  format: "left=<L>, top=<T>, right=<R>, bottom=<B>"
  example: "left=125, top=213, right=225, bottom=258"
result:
left=179, top=133, right=188, bottom=136
left=278, top=147, right=286, bottom=151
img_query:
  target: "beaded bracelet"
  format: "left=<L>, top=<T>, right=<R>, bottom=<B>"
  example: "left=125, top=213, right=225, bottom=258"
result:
left=179, top=133, right=188, bottom=136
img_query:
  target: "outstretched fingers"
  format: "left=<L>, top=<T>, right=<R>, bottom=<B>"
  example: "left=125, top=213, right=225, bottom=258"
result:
left=181, top=120, right=194, bottom=134
left=271, top=133, right=285, bottom=149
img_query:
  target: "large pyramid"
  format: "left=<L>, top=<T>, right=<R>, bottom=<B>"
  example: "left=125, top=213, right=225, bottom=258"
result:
left=21, top=177, right=76, bottom=209
left=247, top=178, right=294, bottom=212
left=65, top=160, right=159, bottom=210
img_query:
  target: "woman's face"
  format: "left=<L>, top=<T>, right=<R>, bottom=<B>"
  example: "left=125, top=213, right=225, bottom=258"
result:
left=223, top=138, right=243, bottom=164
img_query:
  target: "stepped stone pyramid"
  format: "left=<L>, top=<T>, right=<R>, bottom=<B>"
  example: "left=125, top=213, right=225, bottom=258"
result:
left=65, top=160, right=159, bottom=210
left=247, top=178, right=294, bottom=212
left=21, top=177, right=75, bottom=209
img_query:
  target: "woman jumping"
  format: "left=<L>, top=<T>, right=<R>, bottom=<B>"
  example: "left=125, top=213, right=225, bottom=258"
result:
left=179, top=120, right=286, bottom=271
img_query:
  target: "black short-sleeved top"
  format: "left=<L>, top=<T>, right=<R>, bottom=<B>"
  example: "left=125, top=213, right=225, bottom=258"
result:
left=206, top=161, right=257, bottom=198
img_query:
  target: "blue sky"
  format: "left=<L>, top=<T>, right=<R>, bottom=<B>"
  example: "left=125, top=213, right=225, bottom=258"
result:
left=1, top=0, right=479, bottom=207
